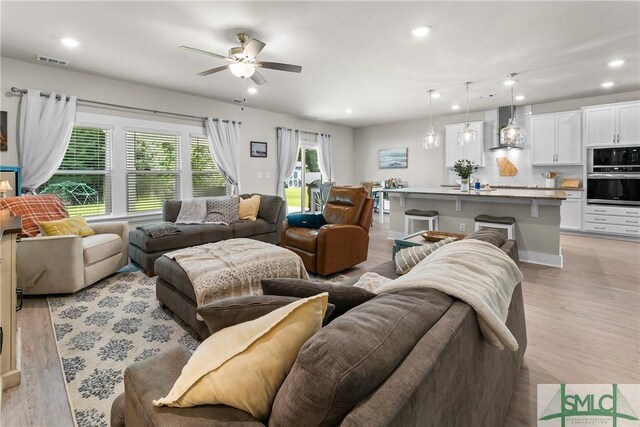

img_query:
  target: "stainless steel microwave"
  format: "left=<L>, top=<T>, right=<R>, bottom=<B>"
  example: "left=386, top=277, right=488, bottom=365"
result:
left=592, top=146, right=640, bottom=173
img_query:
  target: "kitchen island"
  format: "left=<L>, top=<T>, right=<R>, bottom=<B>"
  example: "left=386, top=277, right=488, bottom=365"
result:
left=385, top=187, right=567, bottom=267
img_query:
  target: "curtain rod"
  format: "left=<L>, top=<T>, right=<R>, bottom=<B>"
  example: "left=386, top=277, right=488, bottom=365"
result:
left=9, top=87, right=242, bottom=125
left=277, top=127, right=331, bottom=138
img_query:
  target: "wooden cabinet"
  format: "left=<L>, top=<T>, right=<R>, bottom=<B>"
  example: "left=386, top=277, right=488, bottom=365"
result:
left=584, top=101, right=640, bottom=147
left=531, top=110, right=581, bottom=165
left=1, top=217, right=21, bottom=390
left=560, top=191, right=583, bottom=231
left=445, top=121, right=484, bottom=167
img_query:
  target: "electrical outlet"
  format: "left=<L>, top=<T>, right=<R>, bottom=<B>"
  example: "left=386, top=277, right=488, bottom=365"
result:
left=459, top=223, right=466, bottom=232
left=265, top=172, right=271, bottom=178
left=257, top=172, right=263, bottom=179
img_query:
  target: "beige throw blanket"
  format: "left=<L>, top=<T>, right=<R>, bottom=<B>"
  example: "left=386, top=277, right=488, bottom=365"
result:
left=354, top=239, right=523, bottom=351
left=164, top=239, right=309, bottom=320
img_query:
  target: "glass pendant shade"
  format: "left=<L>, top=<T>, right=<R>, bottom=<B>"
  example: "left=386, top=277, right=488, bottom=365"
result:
left=422, top=126, right=439, bottom=149
left=229, top=62, right=255, bottom=78
left=458, top=123, right=477, bottom=146
left=500, top=117, right=526, bottom=146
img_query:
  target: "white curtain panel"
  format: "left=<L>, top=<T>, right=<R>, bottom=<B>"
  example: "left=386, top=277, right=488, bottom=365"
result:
left=276, top=127, right=300, bottom=198
left=205, top=118, right=241, bottom=194
left=317, top=133, right=333, bottom=181
left=18, top=90, right=77, bottom=192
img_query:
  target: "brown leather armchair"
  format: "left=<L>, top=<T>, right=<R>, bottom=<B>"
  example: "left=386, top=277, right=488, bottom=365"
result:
left=281, top=186, right=373, bottom=275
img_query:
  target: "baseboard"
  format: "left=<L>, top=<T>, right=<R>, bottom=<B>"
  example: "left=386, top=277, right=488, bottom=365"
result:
left=518, top=249, right=563, bottom=268
left=561, top=230, right=640, bottom=242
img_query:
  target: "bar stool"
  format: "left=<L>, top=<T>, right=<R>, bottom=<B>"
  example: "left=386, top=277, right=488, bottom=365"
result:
left=474, top=214, right=516, bottom=239
left=404, top=209, right=439, bottom=234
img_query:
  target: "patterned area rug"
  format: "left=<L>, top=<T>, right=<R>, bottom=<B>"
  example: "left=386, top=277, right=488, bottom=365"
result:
left=48, top=269, right=200, bottom=427
left=48, top=267, right=351, bottom=427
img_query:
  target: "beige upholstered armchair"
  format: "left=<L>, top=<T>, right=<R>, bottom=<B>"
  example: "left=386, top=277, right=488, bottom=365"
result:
left=18, top=221, right=129, bottom=295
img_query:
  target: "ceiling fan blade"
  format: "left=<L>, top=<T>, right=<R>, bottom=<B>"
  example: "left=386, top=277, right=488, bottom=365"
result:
left=250, top=70, right=267, bottom=86
left=197, top=64, right=230, bottom=76
left=243, top=38, right=266, bottom=59
left=179, top=45, right=232, bottom=61
left=255, top=61, right=302, bottom=73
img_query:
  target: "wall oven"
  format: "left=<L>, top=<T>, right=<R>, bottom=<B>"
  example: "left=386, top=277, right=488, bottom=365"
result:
left=587, top=146, right=640, bottom=206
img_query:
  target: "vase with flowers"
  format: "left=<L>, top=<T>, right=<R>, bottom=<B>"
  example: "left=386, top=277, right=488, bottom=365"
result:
left=452, top=159, right=479, bottom=192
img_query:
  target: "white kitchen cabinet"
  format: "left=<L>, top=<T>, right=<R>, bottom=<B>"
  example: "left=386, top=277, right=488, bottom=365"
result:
left=584, top=101, right=640, bottom=147
left=560, top=191, right=583, bottom=231
left=531, top=110, right=581, bottom=165
left=583, top=204, right=640, bottom=237
left=445, top=121, right=484, bottom=167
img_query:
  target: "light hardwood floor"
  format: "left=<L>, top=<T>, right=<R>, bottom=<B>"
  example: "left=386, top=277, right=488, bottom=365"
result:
left=2, top=223, right=639, bottom=427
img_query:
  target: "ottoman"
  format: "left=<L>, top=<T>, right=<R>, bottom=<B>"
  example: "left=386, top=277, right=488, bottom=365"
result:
left=155, top=238, right=309, bottom=339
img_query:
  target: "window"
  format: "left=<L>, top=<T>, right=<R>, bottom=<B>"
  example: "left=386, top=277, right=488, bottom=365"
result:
left=38, top=126, right=111, bottom=217
left=126, top=130, right=180, bottom=213
left=190, top=136, right=227, bottom=197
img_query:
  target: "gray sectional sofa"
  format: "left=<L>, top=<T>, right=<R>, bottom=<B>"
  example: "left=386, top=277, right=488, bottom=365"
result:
left=112, top=230, right=527, bottom=427
left=128, top=194, right=287, bottom=275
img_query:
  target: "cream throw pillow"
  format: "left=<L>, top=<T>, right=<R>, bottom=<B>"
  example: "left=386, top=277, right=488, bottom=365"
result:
left=239, top=194, right=261, bottom=221
left=153, top=292, right=329, bottom=420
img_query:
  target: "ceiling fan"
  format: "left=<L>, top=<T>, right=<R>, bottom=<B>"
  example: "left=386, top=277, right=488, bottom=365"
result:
left=179, top=33, right=302, bottom=86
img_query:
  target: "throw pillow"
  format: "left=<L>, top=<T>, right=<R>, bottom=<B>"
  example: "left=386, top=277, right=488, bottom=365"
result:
left=261, top=278, right=375, bottom=318
left=394, top=237, right=456, bottom=275
left=153, top=293, right=329, bottom=420
left=196, top=295, right=335, bottom=334
left=39, top=216, right=95, bottom=237
left=286, top=213, right=327, bottom=229
left=239, top=194, right=261, bottom=221
left=0, top=195, right=68, bottom=237
left=203, top=197, right=240, bottom=225
left=175, top=198, right=207, bottom=223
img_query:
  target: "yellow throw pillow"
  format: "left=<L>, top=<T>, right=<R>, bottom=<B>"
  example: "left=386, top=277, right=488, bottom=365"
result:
left=153, top=292, right=328, bottom=420
left=239, top=194, right=261, bottom=221
left=39, top=216, right=95, bottom=237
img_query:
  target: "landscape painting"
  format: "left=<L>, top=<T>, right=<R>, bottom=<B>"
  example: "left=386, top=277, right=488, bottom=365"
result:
left=378, top=147, right=408, bottom=169
left=250, top=141, right=267, bottom=158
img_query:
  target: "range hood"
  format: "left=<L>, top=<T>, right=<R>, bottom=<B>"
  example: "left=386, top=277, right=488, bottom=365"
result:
left=490, top=105, right=523, bottom=151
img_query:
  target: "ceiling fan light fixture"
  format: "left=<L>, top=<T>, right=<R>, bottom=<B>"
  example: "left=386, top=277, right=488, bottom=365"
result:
left=229, top=62, right=255, bottom=78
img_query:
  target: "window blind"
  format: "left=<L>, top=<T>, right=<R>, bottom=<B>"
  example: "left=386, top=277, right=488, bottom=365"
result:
left=38, top=126, right=112, bottom=217
left=126, top=131, right=181, bottom=213
left=191, top=136, right=227, bottom=197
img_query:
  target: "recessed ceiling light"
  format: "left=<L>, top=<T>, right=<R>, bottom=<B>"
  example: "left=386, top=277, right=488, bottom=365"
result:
left=503, top=78, right=515, bottom=86
left=451, top=105, right=460, bottom=110
left=345, top=109, right=353, bottom=114
left=411, top=26, right=432, bottom=37
left=515, top=95, right=525, bottom=101
left=247, top=87, right=258, bottom=94
left=607, top=59, right=625, bottom=68
left=601, top=81, right=614, bottom=88
left=61, top=38, right=80, bottom=48
left=431, top=92, right=441, bottom=98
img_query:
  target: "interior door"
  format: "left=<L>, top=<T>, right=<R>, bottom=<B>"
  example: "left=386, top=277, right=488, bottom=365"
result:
left=617, top=103, right=640, bottom=145
left=556, top=111, right=582, bottom=164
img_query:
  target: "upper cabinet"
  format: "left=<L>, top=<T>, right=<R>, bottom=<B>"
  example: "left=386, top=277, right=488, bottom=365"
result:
left=531, top=110, right=582, bottom=166
left=445, top=121, right=485, bottom=167
left=584, top=101, right=640, bottom=147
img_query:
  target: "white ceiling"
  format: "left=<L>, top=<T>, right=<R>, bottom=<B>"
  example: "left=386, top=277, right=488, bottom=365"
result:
left=1, top=1, right=639, bottom=128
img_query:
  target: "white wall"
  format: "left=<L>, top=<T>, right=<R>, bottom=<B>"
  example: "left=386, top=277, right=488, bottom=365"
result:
left=0, top=57, right=355, bottom=195
left=354, top=90, right=640, bottom=188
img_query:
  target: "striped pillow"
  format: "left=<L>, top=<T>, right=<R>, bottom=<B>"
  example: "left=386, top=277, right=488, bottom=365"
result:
left=0, top=195, right=69, bottom=237
left=394, top=237, right=456, bottom=275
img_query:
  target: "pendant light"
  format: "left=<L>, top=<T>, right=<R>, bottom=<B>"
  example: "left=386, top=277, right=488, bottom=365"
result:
left=458, top=82, right=477, bottom=146
left=499, top=73, right=526, bottom=147
left=422, top=89, right=439, bottom=149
